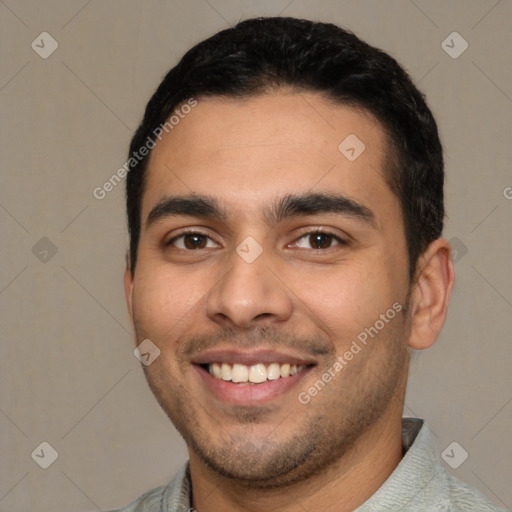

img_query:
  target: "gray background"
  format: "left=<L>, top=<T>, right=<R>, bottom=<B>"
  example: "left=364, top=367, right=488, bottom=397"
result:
left=1, top=1, right=511, bottom=511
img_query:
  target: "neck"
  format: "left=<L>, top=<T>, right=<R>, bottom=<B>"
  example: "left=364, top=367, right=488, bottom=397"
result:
left=188, top=410, right=404, bottom=512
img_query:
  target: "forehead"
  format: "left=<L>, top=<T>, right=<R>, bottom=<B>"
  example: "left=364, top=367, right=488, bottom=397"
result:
left=141, top=92, right=398, bottom=225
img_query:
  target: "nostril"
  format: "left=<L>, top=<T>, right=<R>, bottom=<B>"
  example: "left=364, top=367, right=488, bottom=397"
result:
left=255, top=313, right=272, bottom=320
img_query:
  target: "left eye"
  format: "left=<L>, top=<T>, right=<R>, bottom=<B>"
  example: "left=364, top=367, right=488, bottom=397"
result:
left=294, top=232, right=345, bottom=250
left=168, top=233, right=217, bottom=250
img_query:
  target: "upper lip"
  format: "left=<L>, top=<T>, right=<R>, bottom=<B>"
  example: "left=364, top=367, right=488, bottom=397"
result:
left=190, top=349, right=317, bottom=367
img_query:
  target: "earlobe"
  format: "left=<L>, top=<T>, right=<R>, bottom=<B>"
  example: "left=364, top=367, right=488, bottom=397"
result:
left=408, top=238, right=455, bottom=350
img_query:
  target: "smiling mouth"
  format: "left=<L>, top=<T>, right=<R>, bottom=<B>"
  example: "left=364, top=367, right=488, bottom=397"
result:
left=198, top=362, right=313, bottom=384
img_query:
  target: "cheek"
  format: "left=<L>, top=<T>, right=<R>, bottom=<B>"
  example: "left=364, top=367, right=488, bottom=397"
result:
left=132, top=263, right=207, bottom=338
left=282, top=263, right=397, bottom=343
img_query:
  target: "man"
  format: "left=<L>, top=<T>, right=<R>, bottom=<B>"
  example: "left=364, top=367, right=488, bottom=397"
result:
left=115, top=16, right=504, bottom=512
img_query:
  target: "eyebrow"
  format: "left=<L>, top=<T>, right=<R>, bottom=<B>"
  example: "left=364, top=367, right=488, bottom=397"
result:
left=267, top=192, right=376, bottom=228
left=146, top=195, right=227, bottom=227
left=145, top=192, right=377, bottom=229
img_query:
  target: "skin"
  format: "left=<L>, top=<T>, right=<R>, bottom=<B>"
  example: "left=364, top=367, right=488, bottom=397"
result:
left=124, top=91, right=455, bottom=512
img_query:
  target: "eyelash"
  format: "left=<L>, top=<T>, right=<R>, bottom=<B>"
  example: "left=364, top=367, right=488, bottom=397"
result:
left=166, top=228, right=348, bottom=251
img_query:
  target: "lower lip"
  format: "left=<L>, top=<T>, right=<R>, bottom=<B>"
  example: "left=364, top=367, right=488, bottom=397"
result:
left=194, top=365, right=313, bottom=406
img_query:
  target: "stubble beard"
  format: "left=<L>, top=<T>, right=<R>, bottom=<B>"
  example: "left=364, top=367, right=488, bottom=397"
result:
left=141, top=322, right=410, bottom=490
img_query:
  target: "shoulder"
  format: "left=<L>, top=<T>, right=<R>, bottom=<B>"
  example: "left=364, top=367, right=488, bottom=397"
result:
left=107, top=462, right=191, bottom=512
left=445, top=471, right=507, bottom=512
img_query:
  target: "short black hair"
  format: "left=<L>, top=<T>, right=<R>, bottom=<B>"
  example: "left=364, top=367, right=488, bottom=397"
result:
left=126, top=16, right=444, bottom=280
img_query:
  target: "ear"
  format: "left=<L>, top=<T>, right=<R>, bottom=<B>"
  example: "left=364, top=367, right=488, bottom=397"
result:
left=408, top=238, right=455, bottom=350
left=123, top=250, right=134, bottom=320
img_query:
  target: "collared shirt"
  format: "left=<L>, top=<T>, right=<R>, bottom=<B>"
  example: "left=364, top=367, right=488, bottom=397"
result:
left=110, top=418, right=505, bottom=511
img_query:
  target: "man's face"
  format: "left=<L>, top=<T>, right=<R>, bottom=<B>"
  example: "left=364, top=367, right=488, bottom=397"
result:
left=125, top=92, right=412, bottom=486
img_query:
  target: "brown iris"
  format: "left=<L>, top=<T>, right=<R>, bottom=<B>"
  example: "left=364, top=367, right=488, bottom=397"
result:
left=183, top=234, right=208, bottom=249
left=309, top=233, right=334, bottom=249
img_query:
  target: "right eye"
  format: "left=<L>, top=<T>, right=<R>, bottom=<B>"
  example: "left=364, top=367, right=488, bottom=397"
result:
left=167, top=232, right=218, bottom=250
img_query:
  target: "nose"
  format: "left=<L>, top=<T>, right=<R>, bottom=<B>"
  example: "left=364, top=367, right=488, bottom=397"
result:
left=205, top=246, right=293, bottom=329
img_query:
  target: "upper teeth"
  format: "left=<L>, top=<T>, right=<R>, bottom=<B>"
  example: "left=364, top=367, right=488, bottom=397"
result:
left=208, top=362, right=306, bottom=383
